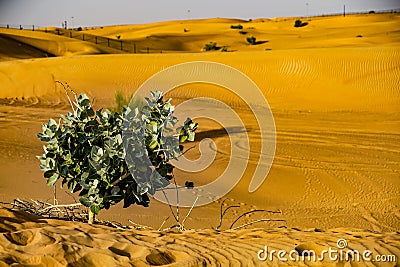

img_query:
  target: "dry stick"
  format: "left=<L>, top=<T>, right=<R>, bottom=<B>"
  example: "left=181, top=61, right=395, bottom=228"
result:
left=179, top=145, right=196, bottom=156
left=55, top=81, right=75, bottom=112
left=216, top=199, right=240, bottom=230
left=65, top=82, right=77, bottom=100
left=229, top=209, right=282, bottom=229
left=161, top=188, right=179, bottom=223
left=129, top=220, right=152, bottom=230
left=181, top=195, right=199, bottom=226
left=158, top=216, right=170, bottom=231
left=173, top=176, right=179, bottom=223
left=38, top=203, right=82, bottom=213
left=111, top=173, right=131, bottom=187
left=230, top=219, right=287, bottom=231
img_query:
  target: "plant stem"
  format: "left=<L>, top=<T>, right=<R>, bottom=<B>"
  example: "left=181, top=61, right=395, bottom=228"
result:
left=88, top=209, right=94, bottom=224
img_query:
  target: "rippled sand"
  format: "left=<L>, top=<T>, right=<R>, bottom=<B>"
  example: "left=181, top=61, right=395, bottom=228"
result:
left=0, top=13, right=399, bottom=266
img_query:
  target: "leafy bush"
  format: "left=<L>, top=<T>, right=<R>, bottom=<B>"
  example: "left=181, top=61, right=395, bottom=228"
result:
left=246, top=36, right=256, bottom=45
left=37, top=91, right=198, bottom=216
left=221, top=46, right=228, bottom=52
left=294, top=19, right=308, bottom=28
left=230, top=24, right=243, bottom=29
left=203, top=42, right=218, bottom=51
left=239, top=31, right=248, bottom=35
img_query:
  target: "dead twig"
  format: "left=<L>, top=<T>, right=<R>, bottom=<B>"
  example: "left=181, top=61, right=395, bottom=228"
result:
left=216, top=198, right=240, bottom=231
left=55, top=81, right=75, bottom=112
left=158, top=216, right=170, bottom=231
left=229, top=209, right=282, bottom=229
left=37, top=203, right=82, bottom=213
left=181, top=195, right=198, bottom=226
left=230, top=218, right=287, bottom=231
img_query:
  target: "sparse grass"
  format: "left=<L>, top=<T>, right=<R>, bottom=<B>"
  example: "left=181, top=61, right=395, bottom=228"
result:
left=114, top=90, right=132, bottom=112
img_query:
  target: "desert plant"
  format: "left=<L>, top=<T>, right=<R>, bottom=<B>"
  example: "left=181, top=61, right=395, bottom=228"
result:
left=37, top=86, right=198, bottom=222
left=203, top=42, right=218, bottom=51
left=221, top=46, right=228, bottom=52
left=246, top=36, right=256, bottom=45
left=294, top=19, right=308, bottom=27
left=114, top=91, right=133, bottom=113
left=239, top=31, right=248, bottom=35
left=230, top=24, right=243, bottom=29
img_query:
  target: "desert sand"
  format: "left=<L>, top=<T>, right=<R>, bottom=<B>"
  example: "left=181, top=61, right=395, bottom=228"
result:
left=0, top=13, right=399, bottom=266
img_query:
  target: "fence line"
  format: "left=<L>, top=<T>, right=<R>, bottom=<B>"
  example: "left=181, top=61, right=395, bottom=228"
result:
left=0, top=24, right=161, bottom=54
left=0, top=8, right=398, bottom=53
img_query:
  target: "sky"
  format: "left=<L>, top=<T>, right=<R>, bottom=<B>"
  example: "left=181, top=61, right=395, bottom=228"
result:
left=0, top=0, right=399, bottom=28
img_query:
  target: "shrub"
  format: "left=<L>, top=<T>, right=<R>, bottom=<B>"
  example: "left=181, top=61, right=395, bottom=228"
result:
left=77, top=27, right=82, bottom=31
left=239, top=31, right=248, bottom=35
left=294, top=19, right=308, bottom=27
left=203, top=42, right=218, bottom=51
left=230, top=24, right=243, bottom=29
left=246, top=36, right=256, bottom=45
left=221, top=46, right=228, bottom=52
left=37, top=90, right=198, bottom=218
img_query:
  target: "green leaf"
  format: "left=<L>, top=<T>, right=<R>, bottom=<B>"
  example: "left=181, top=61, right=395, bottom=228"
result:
left=90, top=205, right=101, bottom=215
left=45, top=171, right=60, bottom=186
left=148, top=140, right=158, bottom=150
left=79, top=197, right=92, bottom=207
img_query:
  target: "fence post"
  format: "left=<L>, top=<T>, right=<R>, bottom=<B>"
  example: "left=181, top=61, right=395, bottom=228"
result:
left=107, top=38, right=110, bottom=47
left=147, top=47, right=149, bottom=54
left=134, top=43, right=136, bottom=53
left=95, top=36, right=97, bottom=44
left=120, top=41, right=123, bottom=50
left=32, top=25, right=34, bottom=31
left=57, top=29, right=60, bottom=35
left=7, top=24, right=9, bottom=29
left=70, top=31, right=72, bottom=38
left=82, top=34, right=85, bottom=41
left=20, top=25, right=22, bottom=30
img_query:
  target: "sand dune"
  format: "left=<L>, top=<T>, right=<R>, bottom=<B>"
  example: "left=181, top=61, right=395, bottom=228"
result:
left=0, top=28, right=125, bottom=59
left=0, top=13, right=399, bottom=266
left=0, top=208, right=399, bottom=266
left=84, top=13, right=400, bottom=52
left=0, top=34, right=53, bottom=61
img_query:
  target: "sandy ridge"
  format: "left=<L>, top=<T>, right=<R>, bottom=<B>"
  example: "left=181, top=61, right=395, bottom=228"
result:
left=0, top=208, right=399, bottom=266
